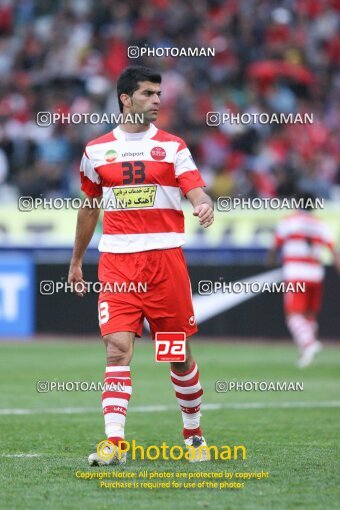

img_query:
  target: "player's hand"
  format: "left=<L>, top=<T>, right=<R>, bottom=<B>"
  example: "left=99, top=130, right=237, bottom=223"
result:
left=193, top=203, right=214, bottom=228
left=68, top=263, right=87, bottom=297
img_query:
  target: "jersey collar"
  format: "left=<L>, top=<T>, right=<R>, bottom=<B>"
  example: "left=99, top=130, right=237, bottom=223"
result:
left=113, top=123, right=157, bottom=140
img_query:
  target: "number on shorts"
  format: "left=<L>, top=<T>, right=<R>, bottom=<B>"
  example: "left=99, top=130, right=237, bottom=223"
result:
left=99, top=301, right=109, bottom=325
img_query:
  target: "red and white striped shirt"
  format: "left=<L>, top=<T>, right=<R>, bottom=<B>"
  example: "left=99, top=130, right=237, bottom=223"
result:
left=80, top=123, right=205, bottom=253
left=274, top=210, right=334, bottom=282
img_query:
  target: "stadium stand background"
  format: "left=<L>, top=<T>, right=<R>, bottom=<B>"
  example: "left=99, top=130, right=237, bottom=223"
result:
left=0, top=0, right=339, bottom=338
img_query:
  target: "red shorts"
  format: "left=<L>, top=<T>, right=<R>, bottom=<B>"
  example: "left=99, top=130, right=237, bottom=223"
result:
left=97, top=247, right=197, bottom=338
left=284, top=281, right=323, bottom=315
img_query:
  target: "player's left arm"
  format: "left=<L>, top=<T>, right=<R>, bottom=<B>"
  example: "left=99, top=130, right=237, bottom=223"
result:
left=186, top=187, right=214, bottom=228
left=321, top=223, right=340, bottom=274
left=267, top=222, right=285, bottom=266
left=174, top=138, right=214, bottom=228
left=267, top=246, right=279, bottom=267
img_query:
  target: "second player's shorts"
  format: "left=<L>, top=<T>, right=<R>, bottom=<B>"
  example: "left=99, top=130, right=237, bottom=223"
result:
left=283, top=281, right=323, bottom=315
left=97, top=247, right=197, bottom=338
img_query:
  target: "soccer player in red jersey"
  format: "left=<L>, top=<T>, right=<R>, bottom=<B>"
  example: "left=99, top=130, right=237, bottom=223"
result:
left=268, top=193, right=340, bottom=367
left=68, top=66, right=214, bottom=464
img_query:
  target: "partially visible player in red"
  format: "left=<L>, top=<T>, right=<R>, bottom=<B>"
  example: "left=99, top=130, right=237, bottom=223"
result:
left=268, top=193, right=340, bottom=368
left=68, top=66, right=214, bottom=465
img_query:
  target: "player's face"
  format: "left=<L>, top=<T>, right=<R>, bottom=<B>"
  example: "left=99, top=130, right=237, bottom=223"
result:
left=130, top=81, right=161, bottom=123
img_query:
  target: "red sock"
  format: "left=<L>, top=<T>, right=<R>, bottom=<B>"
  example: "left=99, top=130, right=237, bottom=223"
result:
left=183, top=426, right=202, bottom=439
left=108, top=436, right=129, bottom=450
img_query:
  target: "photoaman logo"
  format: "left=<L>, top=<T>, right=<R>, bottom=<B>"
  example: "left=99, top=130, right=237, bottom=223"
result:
left=96, top=439, right=247, bottom=462
left=105, top=149, right=118, bottom=162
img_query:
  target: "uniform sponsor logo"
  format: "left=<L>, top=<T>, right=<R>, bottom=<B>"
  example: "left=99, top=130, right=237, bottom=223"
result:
left=122, top=152, right=144, bottom=158
left=112, top=185, right=157, bottom=208
left=155, top=332, right=186, bottom=362
left=150, top=146, right=166, bottom=161
left=104, top=149, right=118, bottom=162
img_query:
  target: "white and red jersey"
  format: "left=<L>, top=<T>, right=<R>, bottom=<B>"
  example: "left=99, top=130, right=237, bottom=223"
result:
left=274, top=210, right=334, bottom=282
left=80, top=123, right=205, bottom=253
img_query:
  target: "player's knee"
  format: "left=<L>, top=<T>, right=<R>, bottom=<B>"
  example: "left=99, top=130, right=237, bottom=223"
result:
left=104, top=334, right=133, bottom=364
left=171, top=344, right=194, bottom=372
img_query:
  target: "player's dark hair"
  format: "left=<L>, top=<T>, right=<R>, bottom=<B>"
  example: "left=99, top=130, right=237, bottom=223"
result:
left=117, top=66, right=162, bottom=113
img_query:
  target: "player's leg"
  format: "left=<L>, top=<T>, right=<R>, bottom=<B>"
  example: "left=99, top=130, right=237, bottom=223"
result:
left=285, top=283, right=314, bottom=347
left=102, top=331, right=135, bottom=446
left=285, top=282, right=322, bottom=367
left=305, top=312, right=318, bottom=338
left=298, top=282, right=323, bottom=367
left=169, top=340, right=209, bottom=460
left=89, top=330, right=136, bottom=466
left=306, top=281, right=323, bottom=339
left=89, top=252, right=144, bottom=465
left=170, top=341, right=209, bottom=462
left=286, top=312, right=316, bottom=350
left=144, top=248, right=208, bottom=460
left=170, top=341, right=203, bottom=440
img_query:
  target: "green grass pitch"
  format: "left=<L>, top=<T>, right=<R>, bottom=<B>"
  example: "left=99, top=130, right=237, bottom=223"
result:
left=0, top=339, right=339, bottom=510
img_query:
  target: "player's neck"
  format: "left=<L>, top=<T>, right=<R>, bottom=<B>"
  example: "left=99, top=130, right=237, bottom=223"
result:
left=118, top=122, right=151, bottom=134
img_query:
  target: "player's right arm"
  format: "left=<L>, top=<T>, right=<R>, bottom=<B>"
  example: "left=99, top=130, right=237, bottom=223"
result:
left=332, top=251, right=340, bottom=274
left=68, top=196, right=101, bottom=297
left=321, top=223, right=340, bottom=274
left=68, top=150, right=103, bottom=297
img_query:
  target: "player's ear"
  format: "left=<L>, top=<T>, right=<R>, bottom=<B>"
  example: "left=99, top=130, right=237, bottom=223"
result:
left=120, top=93, right=132, bottom=110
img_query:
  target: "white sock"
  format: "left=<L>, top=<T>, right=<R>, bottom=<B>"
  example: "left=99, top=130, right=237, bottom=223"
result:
left=102, top=365, right=132, bottom=440
left=287, top=314, right=315, bottom=350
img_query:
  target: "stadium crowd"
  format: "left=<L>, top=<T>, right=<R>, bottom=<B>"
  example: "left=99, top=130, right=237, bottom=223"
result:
left=0, top=0, right=339, bottom=201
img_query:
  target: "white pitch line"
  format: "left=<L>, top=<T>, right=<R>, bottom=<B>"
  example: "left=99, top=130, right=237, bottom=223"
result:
left=0, top=454, right=41, bottom=458
left=0, top=401, right=340, bottom=416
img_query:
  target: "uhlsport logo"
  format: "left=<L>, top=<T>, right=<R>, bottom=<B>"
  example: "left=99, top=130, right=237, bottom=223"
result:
left=104, top=149, right=118, bottom=162
left=189, top=315, right=196, bottom=326
left=150, top=147, right=166, bottom=161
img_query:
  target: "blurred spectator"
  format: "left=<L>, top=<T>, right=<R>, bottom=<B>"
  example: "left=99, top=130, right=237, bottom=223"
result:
left=0, top=0, right=339, bottom=201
